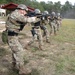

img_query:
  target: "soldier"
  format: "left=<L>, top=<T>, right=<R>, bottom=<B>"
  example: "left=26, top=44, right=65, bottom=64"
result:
left=25, top=9, right=44, bottom=50
left=40, top=10, right=50, bottom=43
left=56, top=13, right=62, bottom=31
left=49, top=11, right=57, bottom=35
left=6, top=4, right=37, bottom=75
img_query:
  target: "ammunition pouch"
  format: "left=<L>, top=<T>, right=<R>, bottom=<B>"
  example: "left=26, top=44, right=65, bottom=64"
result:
left=31, top=27, right=36, bottom=36
left=40, top=25, right=46, bottom=30
left=31, top=27, right=38, bottom=36
left=2, top=30, right=8, bottom=44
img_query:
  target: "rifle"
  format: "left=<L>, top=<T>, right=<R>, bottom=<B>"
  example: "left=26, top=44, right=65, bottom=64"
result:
left=49, top=16, right=58, bottom=21
left=26, top=11, right=42, bottom=18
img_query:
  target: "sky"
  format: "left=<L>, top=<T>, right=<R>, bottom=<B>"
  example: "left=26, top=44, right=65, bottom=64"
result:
left=36, top=0, right=75, bottom=5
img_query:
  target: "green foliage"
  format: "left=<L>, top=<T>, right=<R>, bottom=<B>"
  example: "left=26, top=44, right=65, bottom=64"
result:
left=0, top=0, right=75, bottom=18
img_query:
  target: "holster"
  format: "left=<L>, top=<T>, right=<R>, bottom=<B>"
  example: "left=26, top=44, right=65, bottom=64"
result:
left=2, top=30, right=8, bottom=44
left=31, top=29, right=36, bottom=36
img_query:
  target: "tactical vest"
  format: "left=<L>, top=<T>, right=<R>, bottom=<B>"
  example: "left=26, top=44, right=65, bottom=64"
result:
left=6, top=13, right=25, bottom=33
left=40, top=15, right=48, bottom=25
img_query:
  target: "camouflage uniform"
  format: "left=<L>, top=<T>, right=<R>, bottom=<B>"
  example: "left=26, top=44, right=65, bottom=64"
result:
left=40, top=16, right=50, bottom=43
left=49, top=12, right=57, bottom=35
left=6, top=5, right=36, bottom=75
left=26, top=19, right=43, bottom=50
left=25, top=9, right=44, bottom=50
left=56, top=13, right=62, bottom=31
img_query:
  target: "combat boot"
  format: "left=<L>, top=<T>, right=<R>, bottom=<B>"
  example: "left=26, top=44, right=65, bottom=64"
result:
left=39, top=45, right=45, bottom=50
left=54, top=32, right=57, bottom=35
left=24, top=41, right=33, bottom=50
left=12, top=62, right=19, bottom=72
left=50, top=31, right=52, bottom=35
left=42, top=32, right=46, bottom=37
left=46, top=40, right=50, bottom=43
left=24, top=44, right=30, bottom=50
left=19, top=65, right=31, bottom=75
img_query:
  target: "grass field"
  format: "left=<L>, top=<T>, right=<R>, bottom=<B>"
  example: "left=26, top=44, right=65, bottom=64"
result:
left=0, top=19, right=75, bottom=75
left=53, top=19, right=75, bottom=43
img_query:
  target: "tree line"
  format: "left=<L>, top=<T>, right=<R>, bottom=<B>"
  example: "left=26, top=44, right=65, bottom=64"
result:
left=0, top=0, right=75, bottom=18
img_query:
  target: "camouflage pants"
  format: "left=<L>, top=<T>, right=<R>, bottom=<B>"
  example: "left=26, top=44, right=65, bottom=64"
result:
left=32, top=27, right=43, bottom=46
left=8, top=35, right=25, bottom=70
left=56, top=20, right=62, bottom=31
left=50, top=22, right=57, bottom=35
left=27, top=27, right=43, bottom=49
left=40, top=25, right=49, bottom=41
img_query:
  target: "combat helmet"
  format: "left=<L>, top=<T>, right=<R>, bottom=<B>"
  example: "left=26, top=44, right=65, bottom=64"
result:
left=34, top=9, right=41, bottom=14
left=43, top=11, right=49, bottom=15
left=51, top=11, right=56, bottom=16
left=57, top=13, right=60, bottom=16
left=17, top=4, right=28, bottom=11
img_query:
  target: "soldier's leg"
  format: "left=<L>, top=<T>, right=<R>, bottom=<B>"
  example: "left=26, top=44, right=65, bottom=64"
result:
left=40, top=25, right=50, bottom=43
left=40, top=25, right=46, bottom=37
left=44, top=26, right=50, bottom=43
left=25, top=28, right=37, bottom=49
left=12, top=53, right=16, bottom=70
left=8, top=36, right=31, bottom=74
left=57, top=20, right=60, bottom=31
left=54, top=24, right=57, bottom=35
left=36, top=28, right=44, bottom=50
left=50, top=22, right=54, bottom=35
left=60, top=20, right=62, bottom=26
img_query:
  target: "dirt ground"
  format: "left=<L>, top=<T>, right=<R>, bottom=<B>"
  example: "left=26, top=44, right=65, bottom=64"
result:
left=0, top=18, right=75, bottom=75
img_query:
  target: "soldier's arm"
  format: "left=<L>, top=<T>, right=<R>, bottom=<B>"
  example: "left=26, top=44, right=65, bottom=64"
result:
left=26, top=17, right=37, bottom=23
left=16, top=15, right=37, bottom=23
left=10, top=11, right=37, bottom=24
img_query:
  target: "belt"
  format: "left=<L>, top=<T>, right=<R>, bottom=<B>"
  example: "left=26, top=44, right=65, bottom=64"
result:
left=34, top=26, right=40, bottom=29
left=8, top=30, right=18, bottom=36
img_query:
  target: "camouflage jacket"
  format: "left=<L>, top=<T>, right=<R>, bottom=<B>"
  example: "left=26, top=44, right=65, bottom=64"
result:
left=6, top=9, right=36, bottom=33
